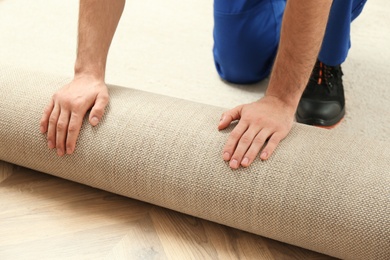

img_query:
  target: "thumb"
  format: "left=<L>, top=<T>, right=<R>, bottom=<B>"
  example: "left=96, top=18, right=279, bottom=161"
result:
left=218, top=105, right=242, bottom=130
left=89, top=92, right=109, bottom=126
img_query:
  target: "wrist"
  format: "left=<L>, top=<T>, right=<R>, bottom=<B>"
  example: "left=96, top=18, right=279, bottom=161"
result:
left=74, top=69, right=105, bottom=82
left=265, top=84, right=302, bottom=111
left=74, top=59, right=105, bottom=81
left=263, top=92, right=298, bottom=115
left=73, top=69, right=105, bottom=84
left=264, top=54, right=308, bottom=111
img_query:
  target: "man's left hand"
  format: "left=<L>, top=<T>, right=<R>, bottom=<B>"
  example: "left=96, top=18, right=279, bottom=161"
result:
left=218, top=95, right=295, bottom=169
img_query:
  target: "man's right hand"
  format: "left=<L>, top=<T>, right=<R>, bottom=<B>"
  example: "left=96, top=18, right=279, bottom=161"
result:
left=40, top=75, right=109, bottom=156
left=40, top=0, right=125, bottom=156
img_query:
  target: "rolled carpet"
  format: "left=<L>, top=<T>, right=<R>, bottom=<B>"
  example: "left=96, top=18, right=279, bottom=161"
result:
left=0, top=67, right=389, bottom=260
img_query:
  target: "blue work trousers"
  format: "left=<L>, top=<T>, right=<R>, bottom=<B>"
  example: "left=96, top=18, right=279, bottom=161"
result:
left=213, top=0, right=367, bottom=84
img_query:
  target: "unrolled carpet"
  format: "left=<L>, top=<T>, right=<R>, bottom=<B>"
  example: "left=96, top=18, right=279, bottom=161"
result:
left=0, top=67, right=389, bottom=260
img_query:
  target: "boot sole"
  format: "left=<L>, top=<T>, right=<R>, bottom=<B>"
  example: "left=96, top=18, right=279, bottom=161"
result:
left=296, top=107, right=345, bottom=129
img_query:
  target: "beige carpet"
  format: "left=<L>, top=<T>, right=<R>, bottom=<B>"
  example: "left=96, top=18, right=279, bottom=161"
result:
left=1, top=67, right=389, bottom=259
left=1, top=0, right=389, bottom=259
left=1, top=0, right=389, bottom=141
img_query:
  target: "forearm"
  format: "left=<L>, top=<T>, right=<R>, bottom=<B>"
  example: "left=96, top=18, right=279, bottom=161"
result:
left=74, top=0, right=125, bottom=80
left=266, top=0, right=333, bottom=108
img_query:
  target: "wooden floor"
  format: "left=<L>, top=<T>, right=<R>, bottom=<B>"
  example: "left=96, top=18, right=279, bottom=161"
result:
left=0, top=161, right=337, bottom=260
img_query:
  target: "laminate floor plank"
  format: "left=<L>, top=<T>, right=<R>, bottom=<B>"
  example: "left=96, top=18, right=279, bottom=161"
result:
left=0, top=162, right=337, bottom=259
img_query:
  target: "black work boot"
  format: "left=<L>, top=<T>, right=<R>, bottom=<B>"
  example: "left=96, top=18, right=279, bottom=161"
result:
left=296, top=60, right=345, bottom=128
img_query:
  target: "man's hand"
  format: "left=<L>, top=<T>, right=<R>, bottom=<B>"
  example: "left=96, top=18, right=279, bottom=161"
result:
left=217, top=0, right=334, bottom=169
left=39, top=0, right=125, bottom=156
left=40, top=75, right=109, bottom=156
left=218, top=95, right=295, bottom=169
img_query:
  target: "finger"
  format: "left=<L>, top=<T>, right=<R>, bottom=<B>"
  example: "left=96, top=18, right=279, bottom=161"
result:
left=222, top=122, right=248, bottom=166
left=40, top=98, right=54, bottom=133
left=241, top=129, right=273, bottom=167
left=55, top=110, right=70, bottom=156
left=47, top=104, right=60, bottom=149
left=66, top=111, right=85, bottom=155
left=89, top=92, right=109, bottom=126
left=218, top=105, right=242, bottom=130
left=230, top=126, right=262, bottom=169
left=260, top=133, right=283, bottom=160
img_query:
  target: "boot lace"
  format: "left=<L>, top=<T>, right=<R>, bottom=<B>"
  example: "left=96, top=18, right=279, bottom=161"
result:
left=309, top=61, right=342, bottom=94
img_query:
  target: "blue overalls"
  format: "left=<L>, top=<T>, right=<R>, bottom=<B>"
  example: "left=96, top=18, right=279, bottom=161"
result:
left=213, top=0, right=367, bottom=84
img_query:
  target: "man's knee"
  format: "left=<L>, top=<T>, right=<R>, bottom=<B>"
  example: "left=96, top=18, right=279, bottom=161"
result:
left=213, top=49, right=274, bottom=84
left=213, top=0, right=285, bottom=84
left=212, top=21, right=278, bottom=84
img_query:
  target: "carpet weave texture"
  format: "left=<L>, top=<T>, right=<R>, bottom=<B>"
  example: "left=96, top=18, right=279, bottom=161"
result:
left=0, top=68, right=389, bottom=260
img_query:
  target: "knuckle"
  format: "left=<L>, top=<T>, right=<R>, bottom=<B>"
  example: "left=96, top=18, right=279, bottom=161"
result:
left=71, top=98, right=86, bottom=110
left=61, top=98, right=72, bottom=108
left=253, top=136, right=266, bottom=145
left=229, top=130, right=241, bottom=139
left=56, top=140, right=64, bottom=148
left=70, top=112, right=80, bottom=120
left=66, top=142, right=74, bottom=151
left=245, top=146, right=261, bottom=156
left=239, top=135, right=252, bottom=144
left=223, top=144, right=233, bottom=152
left=254, top=118, right=264, bottom=125
left=239, top=118, right=249, bottom=124
left=65, top=138, right=73, bottom=146
left=232, top=149, right=244, bottom=158
left=68, top=124, right=78, bottom=133
left=223, top=143, right=235, bottom=153
left=229, top=133, right=239, bottom=140
left=40, top=117, right=47, bottom=126
left=43, top=106, right=52, bottom=114
left=100, top=94, right=109, bottom=103
left=56, top=121, right=67, bottom=131
left=92, top=107, right=104, bottom=116
left=48, top=116, right=57, bottom=125
left=46, top=134, right=53, bottom=141
left=267, top=139, right=279, bottom=148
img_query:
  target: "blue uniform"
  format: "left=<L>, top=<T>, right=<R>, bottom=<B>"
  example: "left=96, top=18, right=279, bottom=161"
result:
left=213, top=0, right=367, bottom=84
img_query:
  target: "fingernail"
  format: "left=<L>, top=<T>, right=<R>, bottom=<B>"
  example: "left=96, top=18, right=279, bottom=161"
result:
left=66, top=147, right=72, bottom=154
left=40, top=126, right=45, bottom=133
left=241, top=157, right=249, bottom=166
left=230, top=159, right=238, bottom=169
left=91, top=117, right=99, bottom=126
left=220, top=116, right=225, bottom=122
left=261, top=152, right=268, bottom=160
left=57, top=149, right=63, bottom=156
left=223, top=152, right=230, bottom=161
left=48, top=141, right=54, bottom=149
